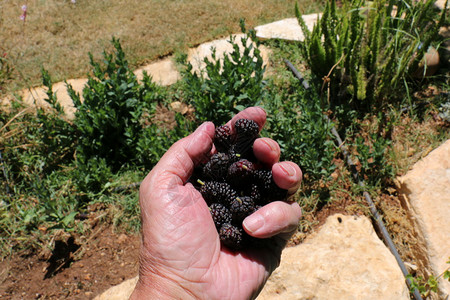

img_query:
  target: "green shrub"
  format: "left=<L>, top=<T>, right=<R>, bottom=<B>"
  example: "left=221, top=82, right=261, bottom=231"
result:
left=178, top=20, right=266, bottom=125
left=0, top=69, right=75, bottom=191
left=67, top=38, right=190, bottom=192
left=353, top=133, right=394, bottom=186
left=296, top=0, right=447, bottom=113
left=70, top=38, right=171, bottom=171
left=263, top=82, right=336, bottom=181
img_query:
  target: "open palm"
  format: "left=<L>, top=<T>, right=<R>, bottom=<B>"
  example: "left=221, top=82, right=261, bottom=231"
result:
left=131, top=107, right=302, bottom=300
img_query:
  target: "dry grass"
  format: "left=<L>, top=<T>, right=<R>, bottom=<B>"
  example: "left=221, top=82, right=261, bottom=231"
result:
left=0, top=0, right=322, bottom=94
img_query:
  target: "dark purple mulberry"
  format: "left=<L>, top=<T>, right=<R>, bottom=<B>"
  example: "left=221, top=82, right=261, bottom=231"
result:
left=214, top=125, right=234, bottom=152
left=219, top=223, right=243, bottom=250
left=227, top=159, right=255, bottom=187
left=234, top=119, right=259, bottom=139
left=202, top=153, right=231, bottom=180
left=210, top=203, right=232, bottom=228
left=253, top=170, right=288, bottom=203
left=199, top=181, right=237, bottom=206
left=233, top=119, right=259, bottom=155
left=230, top=196, right=256, bottom=223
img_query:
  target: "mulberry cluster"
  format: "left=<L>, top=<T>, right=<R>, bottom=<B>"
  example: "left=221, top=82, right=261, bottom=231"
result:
left=191, top=118, right=288, bottom=251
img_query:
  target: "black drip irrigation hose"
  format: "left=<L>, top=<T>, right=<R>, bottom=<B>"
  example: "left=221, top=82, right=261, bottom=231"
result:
left=284, top=59, right=423, bottom=300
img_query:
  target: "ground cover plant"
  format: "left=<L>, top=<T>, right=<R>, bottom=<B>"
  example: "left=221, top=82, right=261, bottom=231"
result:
left=0, top=0, right=449, bottom=298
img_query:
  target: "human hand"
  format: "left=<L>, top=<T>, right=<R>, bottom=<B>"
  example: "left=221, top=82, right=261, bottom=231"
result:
left=130, top=107, right=302, bottom=299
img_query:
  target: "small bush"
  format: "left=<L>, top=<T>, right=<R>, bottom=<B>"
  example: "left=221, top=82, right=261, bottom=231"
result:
left=353, top=133, right=394, bottom=186
left=67, top=38, right=191, bottom=192
left=263, top=82, right=336, bottom=181
left=71, top=38, right=176, bottom=171
left=178, top=20, right=266, bottom=125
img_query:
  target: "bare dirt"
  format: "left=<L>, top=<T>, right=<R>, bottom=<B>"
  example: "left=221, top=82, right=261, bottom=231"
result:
left=0, top=226, right=140, bottom=299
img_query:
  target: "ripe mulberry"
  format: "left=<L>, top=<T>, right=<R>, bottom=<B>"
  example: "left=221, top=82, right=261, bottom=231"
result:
left=230, top=196, right=256, bottom=223
left=191, top=118, right=291, bottom=251
left=203, top=152, right=231, bottom=180
left=210, top=203, right=232, bottom=228
left=227, top=159, right=255, bottom=187
left=199, top=181, right=237, bottom=206
left=214, top=125, right=234, bottom=152
left=233, top=119, right=259, bottom=154
left=253, top=170, right=288, bottom=202
left=219, top=223, right=243, bottom=250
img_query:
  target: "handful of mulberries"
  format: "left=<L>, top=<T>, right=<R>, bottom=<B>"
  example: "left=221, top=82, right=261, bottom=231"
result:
left=191, top=119, right=288, bottom=251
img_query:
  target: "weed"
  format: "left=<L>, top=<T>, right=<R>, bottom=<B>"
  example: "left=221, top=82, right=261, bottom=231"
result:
left=353, top=133, right=394, bottom=186
left=0, top=50, right=14, bottom=94
left=438, top=101, right=450, bottom=123
left=406, top=258, right=450, bottom=298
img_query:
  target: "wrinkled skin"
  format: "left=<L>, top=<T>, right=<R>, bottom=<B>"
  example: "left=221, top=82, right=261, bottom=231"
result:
left=131, top=107, right=302, bottom=300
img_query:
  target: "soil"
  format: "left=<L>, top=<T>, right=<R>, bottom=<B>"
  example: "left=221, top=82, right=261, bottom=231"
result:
left=0, top=227, right=140, bottom=299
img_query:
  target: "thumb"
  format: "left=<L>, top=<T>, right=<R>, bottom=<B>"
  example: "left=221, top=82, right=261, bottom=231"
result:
left=149, top=121, right=215, bottom=188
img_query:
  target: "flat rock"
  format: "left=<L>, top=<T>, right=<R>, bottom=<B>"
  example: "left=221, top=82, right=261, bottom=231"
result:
left=257, top=214, right=409, bottom=300
left=435, top=0, right=449, bottom=10
left=134, top=58, right=180, bottom=86
left=255, top=14, right=321, bottom=41
left=20, top=78, right=87, bottom=119
left=187, top=34, right=270, bottom=76
left=397, top=139, right=450, bottom=298
left=94, top=276, right=138, bottom=300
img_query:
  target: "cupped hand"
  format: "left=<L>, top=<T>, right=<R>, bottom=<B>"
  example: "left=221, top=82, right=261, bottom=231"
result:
left=131, top=107, right=302, bottom=300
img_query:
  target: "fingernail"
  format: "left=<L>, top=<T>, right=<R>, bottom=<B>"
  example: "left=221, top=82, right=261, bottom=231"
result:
left=261, top=138, right=277, bottom=153
left=279, top=163, right=296, bottom=177
left=243, top=214, right=264, bottom=234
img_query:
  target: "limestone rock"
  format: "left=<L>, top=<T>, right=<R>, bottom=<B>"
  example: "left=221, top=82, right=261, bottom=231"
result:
left=94, top=276, right=138, bottom=300
left=435, top=0, right=449, bottom=10
left=20, top=78, right=87, bottom=120
left=255, top=14, right=321, bottom=41
left=187, top=34, right=270, bottom=76
left=134, top=58, right=180, bottom=86
left=257, top=214, right=409, bottom=300
left=397, top=139, right=450, bottom=298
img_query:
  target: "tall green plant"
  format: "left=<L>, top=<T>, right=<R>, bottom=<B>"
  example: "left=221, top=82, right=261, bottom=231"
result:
left=296, top=0, right=447, bottom=113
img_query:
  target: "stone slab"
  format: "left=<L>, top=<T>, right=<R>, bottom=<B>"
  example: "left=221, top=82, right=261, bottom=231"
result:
left=257, top=214, right=409, bottom=300
left=187, top=34, right=270, bottom=76
left=435, top=0, right=449, bottom=10
left=20, top=78, right=87, bottom=120
left=134, top=58, right=180, bottom=86
left=255, top=14, right=321, bottom=41
left=94, top=276, right=138, bottom=300
left=397, top=139, right=450, bottom=298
